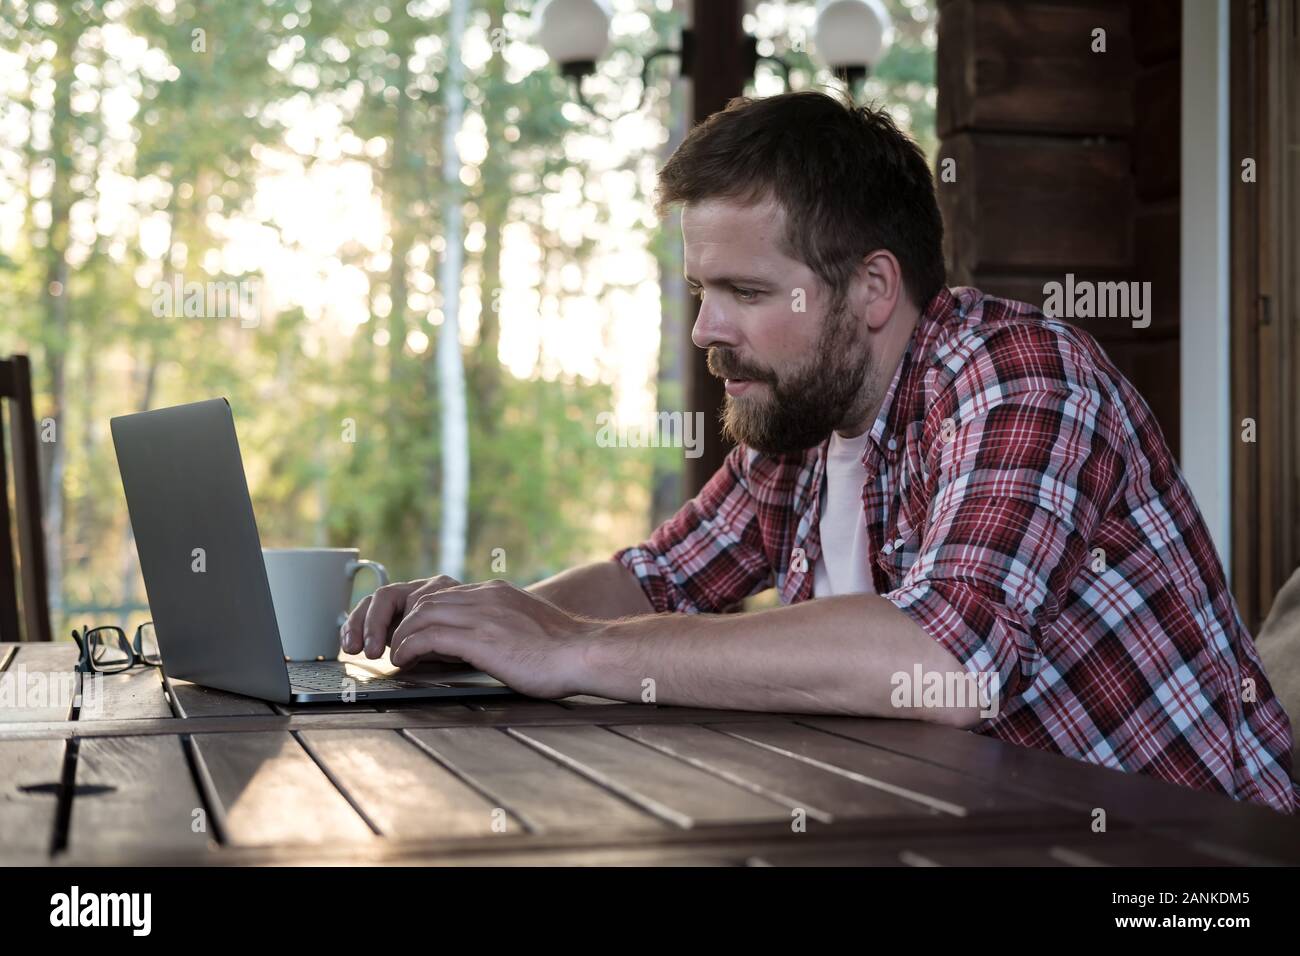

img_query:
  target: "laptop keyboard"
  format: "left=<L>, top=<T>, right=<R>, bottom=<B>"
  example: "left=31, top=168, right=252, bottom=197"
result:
left=286, top=661, right=421, bottom=692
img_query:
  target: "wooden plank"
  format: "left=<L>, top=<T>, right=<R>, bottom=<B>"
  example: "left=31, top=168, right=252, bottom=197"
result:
left=68, top=735, right=211, bottom=854
left=610, top=723, right=947, bottom=823
left=298, top=729, right=511, bottom=839
left=1134, top=60, right=1180, bottom=201
left=1146, top=821, right=1300, bottom=867
left=0, top=738, right=64, bottom=862
left=748, top=839, right=1061, bottom=867
left=189, top=731, right=374, bottom=846
left=558, top=702, right=698, bottom=719
left=86, top=667, right=172, bottom=721
left=798, top=717, right=1162, bottom=814
left=0, top=642, right=80, bottom=722
left=1131, top=0, right=1180, bottom=66
left=375, top=844, right=741, bottom=866
left=11, top=642, right=78, bottom=670
left=892, top=834, right=1224, bottom=867
left=405, top=726, right=658, bottom=834
left=939, top=133, right=1133, bottom=275
left=420, top=846, right=740, bottom=866
left=466, top=699, right=575, bottom=717
left=937, top=0, right=1134, bottom=137
left=376, top=700, right=480, bottom=716
left=1040, top=835, right=1229, bottom=867
left=747, top=845, right=906, bottom=866
left=1132, top=204, right=1180, bottom=334
left=63, top=840, right=744, bottom=867
left=899, top=844, right=1067, bottom=866
left=796, top=717, right=1300, bottom=863
left=747, top=826, right=1225, bottom=866
left=506, top=724, right=791, bottom=827
left=46, top=811, right=1107, bottom=867
left=273, top=701, right=379, bottom=715
left=1228, top=0, right=1267, bottom=631
left=164, top=674, right=274, bottom=718
left=709, top=720, right=1047, bottom=817
left=0, top=706, right=793, bottom=743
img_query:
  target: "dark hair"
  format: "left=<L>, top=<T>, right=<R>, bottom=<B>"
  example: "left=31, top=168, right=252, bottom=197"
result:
left=656, top=90, right=945, bottom=309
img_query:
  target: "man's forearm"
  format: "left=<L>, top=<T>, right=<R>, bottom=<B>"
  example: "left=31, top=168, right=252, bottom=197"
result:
left=574, top=593, right=985, bottom=725
left=528, top=560, right=654, bottom=619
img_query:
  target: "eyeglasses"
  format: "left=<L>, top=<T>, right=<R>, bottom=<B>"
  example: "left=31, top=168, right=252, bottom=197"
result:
left=71, top=622, right=161, bottom=674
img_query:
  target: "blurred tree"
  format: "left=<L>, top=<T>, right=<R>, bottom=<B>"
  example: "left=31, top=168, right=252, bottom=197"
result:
left=0, top=0, right=938, bottom=634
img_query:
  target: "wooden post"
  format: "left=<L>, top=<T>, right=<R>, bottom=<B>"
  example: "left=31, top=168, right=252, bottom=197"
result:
left=682, top=0, right=747, bottom=497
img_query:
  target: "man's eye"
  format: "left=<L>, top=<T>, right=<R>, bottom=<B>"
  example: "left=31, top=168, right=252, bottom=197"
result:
left=733, top=287, right=759, bottom=302
left=687, top=285, right=703, bottom=298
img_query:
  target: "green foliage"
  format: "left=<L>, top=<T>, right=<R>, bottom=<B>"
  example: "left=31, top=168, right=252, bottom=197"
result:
left=0, top=0, right=936, bottom=635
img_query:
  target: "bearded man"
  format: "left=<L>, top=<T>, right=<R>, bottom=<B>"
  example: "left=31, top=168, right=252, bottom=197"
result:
left=342, top=91, right=1295, bottom=813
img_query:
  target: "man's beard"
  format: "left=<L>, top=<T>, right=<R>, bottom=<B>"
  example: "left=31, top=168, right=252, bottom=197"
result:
left=708, top=295, right=875, bottom=455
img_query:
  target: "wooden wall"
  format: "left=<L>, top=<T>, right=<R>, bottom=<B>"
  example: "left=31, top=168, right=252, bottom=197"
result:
left=935, top=0, right=1182, bottom=457
left=1230, top=0, right=1300, bottom=631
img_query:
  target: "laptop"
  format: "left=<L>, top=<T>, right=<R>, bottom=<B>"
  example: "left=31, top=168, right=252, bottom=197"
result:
left=110, top=397, right=517, bottom=704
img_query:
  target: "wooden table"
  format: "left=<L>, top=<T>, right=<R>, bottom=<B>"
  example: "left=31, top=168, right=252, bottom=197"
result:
left=1, top=640, right=1297, bottom=867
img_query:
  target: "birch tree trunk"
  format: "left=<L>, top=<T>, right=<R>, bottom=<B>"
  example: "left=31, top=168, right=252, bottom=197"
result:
left=39, top=14, right=81, bottom=627
left=437, top=0, right=469, bottom=579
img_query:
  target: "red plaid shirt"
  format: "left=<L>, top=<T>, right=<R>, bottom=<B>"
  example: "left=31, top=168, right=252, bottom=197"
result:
left=616, top=286, right=1296, bottom=813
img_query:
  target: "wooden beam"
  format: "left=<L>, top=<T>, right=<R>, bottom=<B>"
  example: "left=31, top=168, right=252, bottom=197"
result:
left=936, top=0, right=1134, bottom=137
left=939, top=133, right=1134, bottom=277
left=683, top=0, right=747, bottom=496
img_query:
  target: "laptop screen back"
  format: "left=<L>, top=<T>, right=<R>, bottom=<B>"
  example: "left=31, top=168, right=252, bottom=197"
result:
left=111, top=398, right=291, bottom=702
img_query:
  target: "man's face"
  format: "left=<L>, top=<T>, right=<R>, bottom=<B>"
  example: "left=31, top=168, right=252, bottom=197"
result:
left=683, top=197, right=876, bottom=454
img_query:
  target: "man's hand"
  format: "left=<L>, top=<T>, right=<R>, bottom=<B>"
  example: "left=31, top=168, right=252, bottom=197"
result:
left=386, top=580, right=598, bottom=699
left=340, top=574, right=468, bottom=661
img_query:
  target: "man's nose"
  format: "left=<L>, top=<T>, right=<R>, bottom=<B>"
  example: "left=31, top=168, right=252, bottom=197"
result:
left=690, top=298, right=738, bottom=350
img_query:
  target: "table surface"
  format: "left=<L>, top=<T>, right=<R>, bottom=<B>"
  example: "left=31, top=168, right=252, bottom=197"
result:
left=1, top=640, right=1297, bottom=866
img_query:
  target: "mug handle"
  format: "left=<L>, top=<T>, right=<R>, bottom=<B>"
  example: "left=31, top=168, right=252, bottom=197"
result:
left=345, top=559, right=389, bottom=591
left=341, top=560, right=390, bottom=629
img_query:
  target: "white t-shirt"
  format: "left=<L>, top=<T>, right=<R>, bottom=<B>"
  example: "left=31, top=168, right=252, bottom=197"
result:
left=812, top=428, right=877, bottom=597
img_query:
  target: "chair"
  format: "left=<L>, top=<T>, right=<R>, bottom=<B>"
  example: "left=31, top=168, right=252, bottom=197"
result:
left=0, top=355, right=52, bottom=642
left=1255, top=565, right=1300, bottom=785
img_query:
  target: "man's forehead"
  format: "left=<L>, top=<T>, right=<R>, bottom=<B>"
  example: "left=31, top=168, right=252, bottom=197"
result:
left=682, top=195, right=782, bottom=235
left=681, top=197, right=792, bottom=270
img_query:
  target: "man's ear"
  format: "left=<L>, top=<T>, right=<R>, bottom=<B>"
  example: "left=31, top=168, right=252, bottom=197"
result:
left=854, top=249, right=905, bottom=332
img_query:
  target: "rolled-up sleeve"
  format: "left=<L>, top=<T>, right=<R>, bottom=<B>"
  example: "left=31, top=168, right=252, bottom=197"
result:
left=614, top=444, right=772, bottom=613
left=884, top=330, right=1126, bottom=704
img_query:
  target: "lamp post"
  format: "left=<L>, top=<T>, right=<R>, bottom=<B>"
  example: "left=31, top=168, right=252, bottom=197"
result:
left=813, top=0, right=894, bottom=91
left=531, top=0, right=894, bottom=113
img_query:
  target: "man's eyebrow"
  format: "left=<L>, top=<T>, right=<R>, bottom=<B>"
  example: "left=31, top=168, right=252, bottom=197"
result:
left=684, top=272, right=772, bottom=287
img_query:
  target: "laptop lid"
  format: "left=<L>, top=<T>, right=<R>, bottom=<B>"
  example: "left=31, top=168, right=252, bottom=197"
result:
left=111, top=398, right=293, bottom=703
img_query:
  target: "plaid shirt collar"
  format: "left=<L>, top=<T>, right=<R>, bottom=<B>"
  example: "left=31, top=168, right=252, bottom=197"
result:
left=817, top=284, right=961, bottom=477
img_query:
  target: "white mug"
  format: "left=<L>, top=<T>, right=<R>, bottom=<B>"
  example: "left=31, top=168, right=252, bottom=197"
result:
left=262, top=548, right=389, bottom=661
